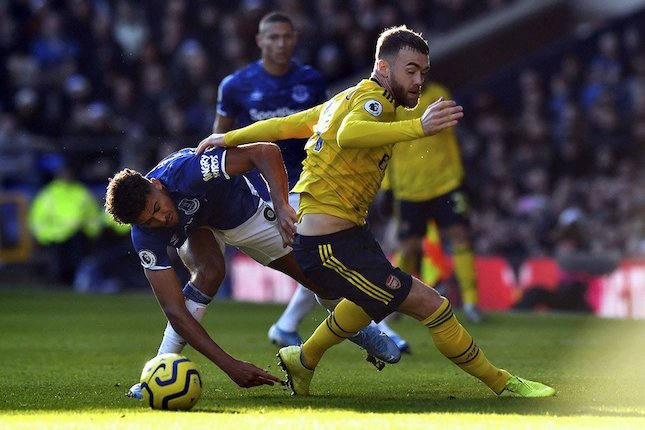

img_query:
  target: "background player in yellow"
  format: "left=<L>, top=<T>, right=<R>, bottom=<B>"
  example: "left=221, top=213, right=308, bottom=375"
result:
left=197, top=25, right=554, bottom=399
left=382, top=81, right=484, bottom=323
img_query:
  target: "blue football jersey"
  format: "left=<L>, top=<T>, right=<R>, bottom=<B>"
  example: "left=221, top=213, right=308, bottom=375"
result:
left=131, top=147, right=261, bottom=270
left=217, top=60, right=327, bottom=198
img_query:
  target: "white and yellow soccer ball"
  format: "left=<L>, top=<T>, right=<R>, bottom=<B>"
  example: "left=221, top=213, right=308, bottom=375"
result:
left=139, top=353, right=202, bottom=410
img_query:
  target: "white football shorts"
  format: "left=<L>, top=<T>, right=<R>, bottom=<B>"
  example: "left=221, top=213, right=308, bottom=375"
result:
left=205, top=201, right=291, bottom=266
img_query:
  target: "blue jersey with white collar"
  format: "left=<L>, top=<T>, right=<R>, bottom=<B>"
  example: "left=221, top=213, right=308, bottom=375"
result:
left=217, top=60, right=327, bottom=198
left=131, top=147, right=260, bottom=270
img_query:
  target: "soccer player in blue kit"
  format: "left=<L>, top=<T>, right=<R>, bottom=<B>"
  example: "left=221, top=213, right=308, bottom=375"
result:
left=105, top=143, right=400, bottom=396
left=214, top=11, right=409, bottom=351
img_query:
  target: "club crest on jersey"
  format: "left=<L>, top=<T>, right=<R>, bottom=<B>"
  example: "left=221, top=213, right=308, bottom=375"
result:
left=138, top=250, right=157, bottom=268
left=249, top=90, right=263, bottom=101
left=364, top=99, right=383, bottom=116
left=292, top=84, right=310, bottom=103
left=385, top=274, right=401, bottom=290
left=263, top=206, right=276, bottom=221
left=178, top=198, right=200, bottom=215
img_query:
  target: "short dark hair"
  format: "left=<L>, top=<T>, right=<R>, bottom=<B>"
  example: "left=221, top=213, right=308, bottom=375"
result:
left=375, top=25, right=429, bottom=62
left=105, top=168, right=152, bottom=225
left=259, top=11, right=293, bottom=32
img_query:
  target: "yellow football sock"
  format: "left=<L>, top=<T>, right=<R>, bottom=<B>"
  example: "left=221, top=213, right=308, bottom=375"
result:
left=422, top=298, right=510, bottom=394
left=453, top=243, right=479, bottom=306
left=301, top=299, right=372, bottom=369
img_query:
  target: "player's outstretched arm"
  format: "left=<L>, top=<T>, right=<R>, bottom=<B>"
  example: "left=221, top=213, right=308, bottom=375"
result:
left=419, top=98, right=464, bottom=136
left=222, top=143, right=297, bottom=247
left=197, top=105, right=322, bottom=154
left=145, top=268, right=281, bottom=388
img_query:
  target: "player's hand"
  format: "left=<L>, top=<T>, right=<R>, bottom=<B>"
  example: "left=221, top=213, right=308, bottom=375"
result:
left=420, top=97, right=464, bottom=136
left=196, top=133, right=226, bottom=154
left=226, top=359, right=281, bottom=388
left=274, top=203, right=298, bottom=247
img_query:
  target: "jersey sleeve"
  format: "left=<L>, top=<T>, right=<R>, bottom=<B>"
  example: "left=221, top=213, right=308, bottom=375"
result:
left=216, top=75, right=239, bottom=118
left=337, top=90, right=425, bottom=148
left=224, top=104, right=323, bottom=146
left=131, top=226, right=173, bottom=270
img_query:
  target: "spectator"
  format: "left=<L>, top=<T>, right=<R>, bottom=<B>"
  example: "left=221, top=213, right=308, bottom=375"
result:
left=27, top=163, right=103, bottom=284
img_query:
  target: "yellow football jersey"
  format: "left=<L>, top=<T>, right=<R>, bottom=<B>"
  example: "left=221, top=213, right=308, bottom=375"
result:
left=383, top=82, right=464, bottom=201
left=224, top=79, right=426, bottom=225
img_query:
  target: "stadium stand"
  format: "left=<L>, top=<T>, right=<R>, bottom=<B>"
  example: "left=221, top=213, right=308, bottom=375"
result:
left=0, top=1, right=642, bottom=314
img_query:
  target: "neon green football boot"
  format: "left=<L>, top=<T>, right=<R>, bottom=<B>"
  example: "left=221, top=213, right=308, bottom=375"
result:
left=502, top=373, right=556, bottom=397
left=277, top=345, right=314, bottom=396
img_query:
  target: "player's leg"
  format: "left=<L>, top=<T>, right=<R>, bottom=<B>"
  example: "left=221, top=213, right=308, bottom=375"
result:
left=384, top=199, right=432, bottom=352
left=445, top=222, right=483, bottom=322
left=283, top=226, right=554, bottom=397
left=268, top=193, right=319, bottom=347
left=396, top=278, right=554, bottom=397
left=157, top=228, right=226, bottom=354
left=268, top=285, right=317, bottom=347
left=224, top=201, right=399, bottom=365
left=315, top=296, right=401, bottom=366
left=279, top=226, right=410, bottom=394
left=436, top=188, right=484, bottom=323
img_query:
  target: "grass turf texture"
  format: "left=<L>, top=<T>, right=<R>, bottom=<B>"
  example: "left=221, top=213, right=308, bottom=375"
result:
left=1, top=287, right=644, bottom=429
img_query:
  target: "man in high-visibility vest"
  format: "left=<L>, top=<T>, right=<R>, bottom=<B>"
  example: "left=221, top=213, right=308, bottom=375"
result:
left=28, top=165, right=103, bottom=284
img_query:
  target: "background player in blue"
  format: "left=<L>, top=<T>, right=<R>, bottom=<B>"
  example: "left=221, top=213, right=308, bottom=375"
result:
left=213, top=11, right=408, bottom=350
left=105, top=144, right=401, bottom=395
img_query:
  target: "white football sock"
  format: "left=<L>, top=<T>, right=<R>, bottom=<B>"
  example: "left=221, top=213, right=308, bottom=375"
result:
left=274, top=284, right=317, bottom=332
left=157, top=299, right=208, bottom=355
left=157, top=282, right=212, bottom=355
left=375, top=319, right=399, bottom=338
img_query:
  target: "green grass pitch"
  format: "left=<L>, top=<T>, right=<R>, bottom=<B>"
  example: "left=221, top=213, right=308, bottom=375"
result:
left=1, top=286, right=644, bottom=429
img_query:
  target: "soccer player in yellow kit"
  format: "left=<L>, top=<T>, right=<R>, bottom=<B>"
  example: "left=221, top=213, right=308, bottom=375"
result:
left=383, top=81, right=484, bottom=323
left=197, top=26, right=554, bottom=398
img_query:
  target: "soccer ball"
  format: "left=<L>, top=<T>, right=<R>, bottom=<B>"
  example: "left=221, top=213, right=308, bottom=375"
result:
left=139, top=353, right=203, bottom=410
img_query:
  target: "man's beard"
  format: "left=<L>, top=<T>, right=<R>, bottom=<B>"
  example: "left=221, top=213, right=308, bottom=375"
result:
left=390, top=78, right=419, bottom=108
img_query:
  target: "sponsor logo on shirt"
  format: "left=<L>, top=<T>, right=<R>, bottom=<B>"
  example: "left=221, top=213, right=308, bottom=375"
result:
left=364, top=99, right=383, bottom=116
left=138, top=249, right=157, bottom=268
left=200, top=154, right=220, bottom=181
left=249, top=107, right=301, bottom=121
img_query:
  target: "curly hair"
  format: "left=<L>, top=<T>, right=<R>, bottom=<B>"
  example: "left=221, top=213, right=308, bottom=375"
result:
left=105, top=168, right=152, bottom=224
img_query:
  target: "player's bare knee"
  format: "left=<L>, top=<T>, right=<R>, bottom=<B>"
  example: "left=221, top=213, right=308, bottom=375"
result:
left=397, top=278, right=444, bottom=320
left=190, top=266, right=224, bottom=296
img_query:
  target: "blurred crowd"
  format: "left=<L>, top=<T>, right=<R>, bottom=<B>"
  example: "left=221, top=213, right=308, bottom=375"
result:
left=456, top=27, right=645, bottom=265
left=0, top=0, right=643, bottom=282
